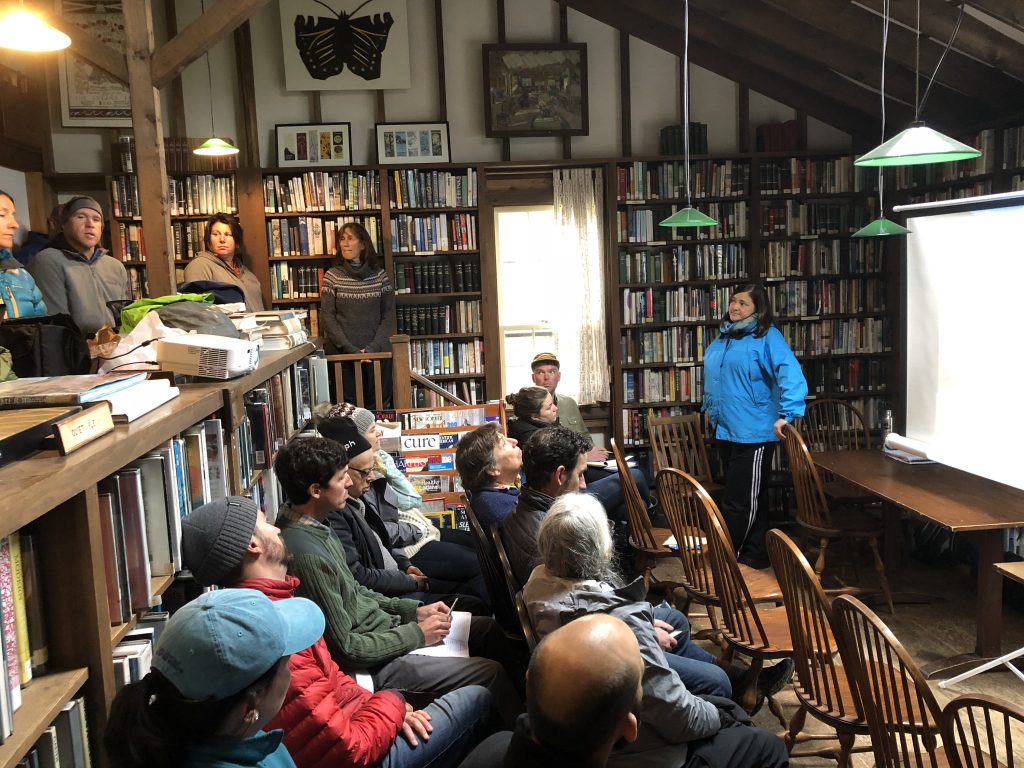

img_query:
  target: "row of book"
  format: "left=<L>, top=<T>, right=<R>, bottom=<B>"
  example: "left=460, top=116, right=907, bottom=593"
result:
left=395, top=300, right=482, bottom=336
left=761, top=238, right=884, bottom=278
left=116, top=134, right=238, bottom=173
left=761, top=200, right=876, bottom=237
left=411, top=380, right=484, bottom=407
left=271, top=262, right=324, bottom=301
left=126, top=266, right=147, bottom=302
left=263, top=171, right=381, bottom=213
left=621, top=404, right=690, bottom=447
left=617, top=244, right=748, bottom=284
left=778, top=317, right=890, bottom=356
left=8, top=697, right=91, bottom=767
left=117, top=219, right=227, bottom=264
left=110, top=174, right=238, bottom=219
left=616, top=158, right=748, bottom=202
left=891, top=131, right=995, bottom=190
left=658, top=122, right=708, bottom=157
left=266, top=214, right=382, bottom=258
left=622, top=366, right=704, bottom=405
left=1003, top=125, right=1024, bottom=170
left=755, top=120, right=800, bottom=153
left=758, top=157, right=878, bottom=196
left=387, top=168, right=478, bottom=209
left=905, top=180, right=993, bottom=206
left=396, top=406, right=492, bottom=430
left=393, top=259, right=481, bottom=295
left=802, top=357, right=888, bottom=395
left=620, top=325, right=712, bottom=365
left=390, top=212, right=478, bottom=253
left=618, top=202, right=749, bottom=243
left=768, top=278, right=887, bottom=318
left=0, top=532, right=46, bottom=740
left=1003, top=528, right=1024, bottom=558
left=621, top=285, right=736, bottom=325
left=409, top=339, right=484, bottom=377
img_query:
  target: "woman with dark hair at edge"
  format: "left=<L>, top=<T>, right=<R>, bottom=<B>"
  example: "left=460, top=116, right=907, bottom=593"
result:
left=702, top=282, right=807, bottom=569
left=321, top=222, right=394, bottom=407
left=184, top=212, right=265, bottom=311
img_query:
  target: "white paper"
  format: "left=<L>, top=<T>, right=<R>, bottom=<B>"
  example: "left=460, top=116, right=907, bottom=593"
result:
left=409, top=610, right=471, bottom=658
left=884, top=433, right=931, bottom=459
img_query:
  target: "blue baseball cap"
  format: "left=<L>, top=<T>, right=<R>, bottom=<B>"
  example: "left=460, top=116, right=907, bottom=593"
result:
left=152, top=589, right=324, bottom=701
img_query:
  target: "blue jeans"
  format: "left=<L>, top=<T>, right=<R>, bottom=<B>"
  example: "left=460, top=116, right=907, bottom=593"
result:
left=585, top=468, right=650, bottom=523
left=652, top=603, right=733, bottom=698
left=379, top=685, right=494, bottom=768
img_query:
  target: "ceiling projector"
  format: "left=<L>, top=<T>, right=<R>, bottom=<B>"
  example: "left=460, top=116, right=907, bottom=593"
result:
left=155, top=334, right=260, bottom=379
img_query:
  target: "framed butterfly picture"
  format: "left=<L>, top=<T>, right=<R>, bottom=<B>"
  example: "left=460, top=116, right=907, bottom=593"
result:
left=276, top=123, right=353, bottom=168
left=482, top=43, right=589, bottom=138
left=279, top=0, right=411, bottom=91
left=375, top=122, right=451, bottom=166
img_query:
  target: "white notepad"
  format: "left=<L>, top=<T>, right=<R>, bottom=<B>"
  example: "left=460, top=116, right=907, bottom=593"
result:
left=409, top=610, right=471, bottom=658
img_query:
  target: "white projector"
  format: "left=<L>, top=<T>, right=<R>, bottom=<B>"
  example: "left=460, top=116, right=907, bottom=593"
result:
left=155, top=334, right=260, bottom=379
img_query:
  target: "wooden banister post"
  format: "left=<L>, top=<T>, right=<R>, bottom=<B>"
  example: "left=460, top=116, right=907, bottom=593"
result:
left=391, top=334, right=411, bottom=409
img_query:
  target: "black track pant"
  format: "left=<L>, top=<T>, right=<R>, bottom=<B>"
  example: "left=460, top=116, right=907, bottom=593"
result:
left=717, top=440, right=775, bottom=567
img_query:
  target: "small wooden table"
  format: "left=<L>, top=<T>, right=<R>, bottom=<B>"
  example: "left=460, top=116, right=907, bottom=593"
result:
left=812, top=450, right=1024, bottom=678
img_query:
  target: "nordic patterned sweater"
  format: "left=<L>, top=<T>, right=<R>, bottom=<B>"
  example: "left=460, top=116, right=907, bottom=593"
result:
left=320, top=264, right=394, bottom=353
left=277, top=509, right=423, bottom=671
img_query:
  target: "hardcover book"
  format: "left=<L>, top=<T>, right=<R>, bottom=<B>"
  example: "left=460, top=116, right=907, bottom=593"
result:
left=0, top=374, right=146, bottom=408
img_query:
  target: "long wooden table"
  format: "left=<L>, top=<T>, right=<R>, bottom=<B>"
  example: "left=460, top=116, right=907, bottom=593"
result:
left=813, top=450, right=1024, bottom=678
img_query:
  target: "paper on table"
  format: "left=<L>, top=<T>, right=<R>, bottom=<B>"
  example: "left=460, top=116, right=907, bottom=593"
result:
left=409, top=610, right=471, bottom=658
left=663, top=533, right=706, bottom=551
left=884, top=433, right=936, bottom=464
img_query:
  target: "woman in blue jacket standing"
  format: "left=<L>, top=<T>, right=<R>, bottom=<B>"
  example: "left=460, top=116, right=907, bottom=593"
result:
left=0, top=190, right=47, bottom=318
left=703, top=283, right=807, bottom=569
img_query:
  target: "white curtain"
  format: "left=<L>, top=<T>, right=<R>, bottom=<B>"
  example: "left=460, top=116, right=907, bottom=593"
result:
left=552, top=167, right=610, bottom=405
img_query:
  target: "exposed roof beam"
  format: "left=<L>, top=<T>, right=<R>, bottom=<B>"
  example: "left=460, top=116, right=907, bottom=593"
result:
left=887, top=0, right=1024, bottom=81
left=151, top=0, right=271, bottom=90
left=49, top=19, right=128, bottom=84
left=965, top=0, right=1024, bottom=33
left=764, top=0, right=1024, bottom=107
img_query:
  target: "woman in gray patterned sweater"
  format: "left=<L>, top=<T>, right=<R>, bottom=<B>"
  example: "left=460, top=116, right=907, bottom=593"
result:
left=321, top=222, right=395, bottom=406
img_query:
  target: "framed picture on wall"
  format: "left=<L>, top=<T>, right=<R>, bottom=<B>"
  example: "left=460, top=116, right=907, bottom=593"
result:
left=58, top=0, right=132, bottom=127
left=375, top=122, right=451, bottom=165
left=482, top=43, right=589, bottom=138
left=275, top=123, right=353, bottom=167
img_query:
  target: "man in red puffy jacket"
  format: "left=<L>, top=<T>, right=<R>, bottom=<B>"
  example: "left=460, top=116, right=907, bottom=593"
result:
left=181, top=495, right=497, bottom=768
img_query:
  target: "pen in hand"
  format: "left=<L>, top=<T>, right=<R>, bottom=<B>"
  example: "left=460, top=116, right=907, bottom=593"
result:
left=448, top=598, right=459, bottom=615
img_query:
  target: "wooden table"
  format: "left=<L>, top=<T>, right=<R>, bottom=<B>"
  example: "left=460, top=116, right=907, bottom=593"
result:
left=813, top=450, right=1024, bottom=678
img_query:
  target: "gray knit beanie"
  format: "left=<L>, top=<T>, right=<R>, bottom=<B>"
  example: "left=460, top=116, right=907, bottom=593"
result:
left=61, top=196, right=103, bottom=223
left=325, top=403, right=375, bottom=436
left=181, top=496, right=259, bottom=587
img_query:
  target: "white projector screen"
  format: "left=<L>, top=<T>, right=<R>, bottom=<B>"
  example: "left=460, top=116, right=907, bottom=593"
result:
left=903, top=197, right=1024, bottom=490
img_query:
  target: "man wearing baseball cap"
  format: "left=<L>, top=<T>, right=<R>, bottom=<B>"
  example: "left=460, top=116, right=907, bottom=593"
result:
left=28, top=195, right=129, bottom=335
left=105, top=588, right=325, bottom=768
left=179, top=494, right=499, bottom=768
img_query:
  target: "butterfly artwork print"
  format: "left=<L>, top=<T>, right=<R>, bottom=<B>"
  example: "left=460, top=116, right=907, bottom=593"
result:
left=294, top=0, right=395, bottom=81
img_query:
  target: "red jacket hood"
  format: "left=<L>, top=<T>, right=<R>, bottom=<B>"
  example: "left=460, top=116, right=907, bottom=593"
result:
left=235, top=575, right=301, bottom=601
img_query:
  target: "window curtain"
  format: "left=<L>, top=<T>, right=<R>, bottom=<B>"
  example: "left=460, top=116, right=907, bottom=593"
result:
left=552, top=167, right=609, bottom=405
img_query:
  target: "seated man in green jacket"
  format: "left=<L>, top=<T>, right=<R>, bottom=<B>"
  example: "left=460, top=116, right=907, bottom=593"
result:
left=272, top=436, right=523, bottom=727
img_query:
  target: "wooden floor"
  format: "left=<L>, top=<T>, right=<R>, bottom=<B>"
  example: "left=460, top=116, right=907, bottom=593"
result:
left=656, top=554, right=1024, bottom=765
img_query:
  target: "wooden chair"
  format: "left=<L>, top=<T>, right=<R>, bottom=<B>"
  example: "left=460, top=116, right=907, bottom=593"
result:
left=699, top=494, right=794, bottom=727
left=656, top=467, right=784, bottom=651
left=464, top=499, right=520, bottom=635
left=515, top=591, right=539, bottom=652
left=766, top=528, right=872, bottom=767
left=799, top=398, right=879, bottom=507
left=648, top=411, right=724, bottom=496
left=610, top=438, right=677, bottom=586
left=832, top=594, right=948, bottom=768
left=941, top=694, right=1024, bottom=768
left=491, top=523, right=524, bottom=603
left=782, top=424, right=894, bottom=614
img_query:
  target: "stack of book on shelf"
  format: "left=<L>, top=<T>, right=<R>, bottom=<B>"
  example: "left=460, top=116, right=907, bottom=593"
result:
left=0, top=530, right=49, bottom=742
left=12, top=696, right=93, bottom=767
left=0, top=373, right=179, bottom=424
left=239, top=311, right=310, bottom=350
left=112, top=626, right=155, bottom=692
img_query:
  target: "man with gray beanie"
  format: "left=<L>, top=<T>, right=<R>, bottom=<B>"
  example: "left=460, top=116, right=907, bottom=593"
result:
left=28, top=195, right=129, bottom=335
left=180, top=495, right=500, bottom=768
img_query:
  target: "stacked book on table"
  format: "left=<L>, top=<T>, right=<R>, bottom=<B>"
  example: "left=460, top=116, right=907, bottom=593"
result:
left=230, top=310, right=309, bottom=350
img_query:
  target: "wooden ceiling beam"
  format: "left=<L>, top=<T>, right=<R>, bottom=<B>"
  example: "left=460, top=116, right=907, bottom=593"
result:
left=965, top=0, right=1024, bottom=33
left=690, top=0, right=996, bottom=127
left=48, top=20, right=128, bottom=84
left=887, top=0, right=1024, bottom=81
left=151, top=0, right=271, bottom=91
left=764, top=0, right=1024, bottom=106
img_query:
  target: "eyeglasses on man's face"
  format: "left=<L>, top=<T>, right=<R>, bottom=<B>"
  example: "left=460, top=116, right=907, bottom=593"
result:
left=348, top=465, right=373, bottom=480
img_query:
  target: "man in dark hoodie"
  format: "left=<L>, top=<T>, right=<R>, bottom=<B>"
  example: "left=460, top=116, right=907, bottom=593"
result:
left=27, top=196, right=129, bottom=335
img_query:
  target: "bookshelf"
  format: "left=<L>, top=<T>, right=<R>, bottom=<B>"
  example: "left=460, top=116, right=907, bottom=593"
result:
left=262, top=167, right=383, bottom=337
left=0, top=347, right=321, bottom=768
left=383, top=165, right=487, bottom=405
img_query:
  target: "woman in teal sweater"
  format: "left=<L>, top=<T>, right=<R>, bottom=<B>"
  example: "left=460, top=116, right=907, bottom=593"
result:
left=104, top=589, right=324, bottom=768
left=0, top=190, right=47, bottom=318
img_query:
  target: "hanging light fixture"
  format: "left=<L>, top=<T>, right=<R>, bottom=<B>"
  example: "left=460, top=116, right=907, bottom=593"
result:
left=193, top=0, right=238, bottom=157
left=660, top=0, right=717, bottom=229
left=855, top=0, right=979, bottom=167
left=0, top=1, right=70, bottom=52
left=854, top=0, right=910, bottom=238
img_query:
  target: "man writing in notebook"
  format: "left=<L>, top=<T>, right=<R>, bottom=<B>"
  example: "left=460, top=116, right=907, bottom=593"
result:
left=270, top=436, right=523, bottom=727
left=180, top=495, right=496, bottom=768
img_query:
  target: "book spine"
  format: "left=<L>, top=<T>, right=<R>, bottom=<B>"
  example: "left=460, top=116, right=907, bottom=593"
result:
left=9, top=533, right=32, bottom=686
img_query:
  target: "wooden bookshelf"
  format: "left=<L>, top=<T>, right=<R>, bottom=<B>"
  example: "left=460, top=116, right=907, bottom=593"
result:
left=0, top=669, right=89, bottom=768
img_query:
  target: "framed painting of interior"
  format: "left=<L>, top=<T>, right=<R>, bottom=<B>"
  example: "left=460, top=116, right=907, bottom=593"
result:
left=482, top=43, right=589, bottom=138
left=58, top=0, right=131, bottom=127
left=278, top=0, right=411, bottom=90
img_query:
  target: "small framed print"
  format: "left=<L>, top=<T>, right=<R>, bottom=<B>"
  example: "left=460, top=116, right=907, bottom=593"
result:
left=375, top=121, right=451, bottom=165
left=275, top=123, right=352, bottom=167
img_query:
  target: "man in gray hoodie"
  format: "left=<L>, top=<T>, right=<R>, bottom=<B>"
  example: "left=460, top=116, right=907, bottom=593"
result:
left=28, top=196, right=129, bottom=335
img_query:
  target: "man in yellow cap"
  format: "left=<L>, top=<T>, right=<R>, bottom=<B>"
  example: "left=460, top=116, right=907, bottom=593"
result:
left=530, top=352, right=608, bottom=463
